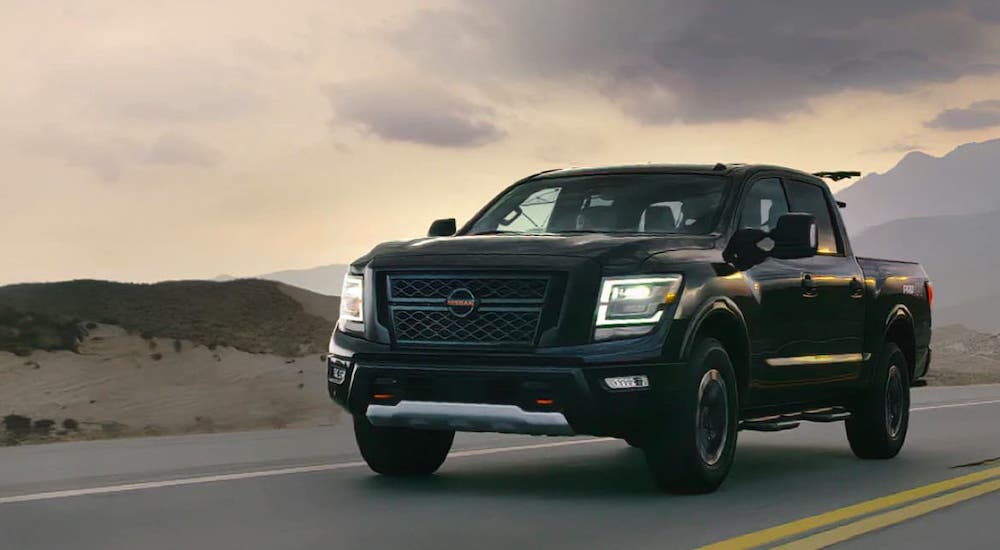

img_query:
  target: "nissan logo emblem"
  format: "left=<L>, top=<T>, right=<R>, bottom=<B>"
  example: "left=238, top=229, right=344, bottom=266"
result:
left=445, top=288, right=478, bottom=317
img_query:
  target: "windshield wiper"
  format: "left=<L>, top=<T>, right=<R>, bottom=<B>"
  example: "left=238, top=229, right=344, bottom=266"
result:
left=552, top=230, right=641, bottom=235
left=468, top=229, right=644, bottom=236
left=467, top=230, right=525, bottom=236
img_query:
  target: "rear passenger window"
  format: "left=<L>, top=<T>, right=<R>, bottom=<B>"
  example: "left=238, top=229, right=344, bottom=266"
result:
left=739, top=178, right=788, bottom=232
left=784, top=180, right=840, bottom=254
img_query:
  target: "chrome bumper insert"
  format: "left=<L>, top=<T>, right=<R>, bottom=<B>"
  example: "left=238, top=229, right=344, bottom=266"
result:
left=365, top=400, right=574, bottom=436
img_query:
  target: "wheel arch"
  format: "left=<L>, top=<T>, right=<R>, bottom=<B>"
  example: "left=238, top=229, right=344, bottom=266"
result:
left=882, top=305, right=916, bottom=379
left=680, top=297, right=751, bottom=396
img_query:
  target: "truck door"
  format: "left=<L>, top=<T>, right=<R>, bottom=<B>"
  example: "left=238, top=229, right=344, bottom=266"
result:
left=737, top=177, right=814, bottom=405
left=779, top=179, right=867, bottom=396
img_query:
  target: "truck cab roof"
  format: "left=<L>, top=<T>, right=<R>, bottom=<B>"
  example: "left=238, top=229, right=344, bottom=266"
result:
left=532, top=163, right=828, bottom=187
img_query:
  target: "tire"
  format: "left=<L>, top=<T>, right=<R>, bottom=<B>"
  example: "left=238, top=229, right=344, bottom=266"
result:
left=643, top=338, right=739, bottom=494
left=846, top=342, right=910, bottom=459
left=354, top=415, right=454, bottom=476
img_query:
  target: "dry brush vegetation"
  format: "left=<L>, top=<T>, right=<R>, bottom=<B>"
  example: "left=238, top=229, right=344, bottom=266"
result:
left=0, top=279, right=339, bottom=357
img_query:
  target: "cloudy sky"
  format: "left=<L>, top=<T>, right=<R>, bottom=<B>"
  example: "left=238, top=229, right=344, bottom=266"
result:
left=2, top=0, right=999, bottom=285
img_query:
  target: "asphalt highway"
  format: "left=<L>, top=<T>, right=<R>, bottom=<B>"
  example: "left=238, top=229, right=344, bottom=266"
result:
left=2, top=384, right=999, bottom=549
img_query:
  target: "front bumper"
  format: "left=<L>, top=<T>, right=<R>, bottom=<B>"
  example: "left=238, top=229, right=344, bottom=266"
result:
left=366, top=401, right=575, bottom=435
left=328, top=333, right=687, bottom=438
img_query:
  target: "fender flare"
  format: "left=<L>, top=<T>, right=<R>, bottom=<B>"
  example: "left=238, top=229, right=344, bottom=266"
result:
left=678, top=296, right=751, bottom=361
left=870, top=303, right=918, bottom=384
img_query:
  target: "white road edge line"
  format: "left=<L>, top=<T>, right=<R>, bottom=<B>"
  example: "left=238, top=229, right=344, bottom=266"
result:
left=911, top=398, right=1000, bottom=411
left=2, top=398, right=998, bottom=505
left=0, top=437, right=615, bottom=505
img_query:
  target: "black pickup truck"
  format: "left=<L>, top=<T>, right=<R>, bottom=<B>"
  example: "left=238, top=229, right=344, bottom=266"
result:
left=328, top=163, right=931, bottom=493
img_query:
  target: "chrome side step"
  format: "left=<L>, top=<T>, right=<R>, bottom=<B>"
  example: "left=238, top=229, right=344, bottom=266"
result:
left=366, top=401, right=574, bottom=436
left=740, top=407, right=851, bottom=432
left=801, top=407, right=852, bottom=423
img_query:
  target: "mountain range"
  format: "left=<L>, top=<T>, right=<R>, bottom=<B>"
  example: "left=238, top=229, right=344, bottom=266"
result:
left=838, top=137, right=1000, bottom=332
left=837, top=138, right=1000, bottom=234
left=217, top=264, right=349, bottom=297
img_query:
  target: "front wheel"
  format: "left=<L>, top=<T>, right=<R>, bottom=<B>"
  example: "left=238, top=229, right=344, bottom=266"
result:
left=846, top=342, right=910, bottom=459
left=643, top=338, right=739, bottom=494
left=354, top=416, right=454, bottom=476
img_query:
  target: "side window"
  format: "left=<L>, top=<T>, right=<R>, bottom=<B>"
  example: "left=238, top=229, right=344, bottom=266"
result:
left=784, top=180, right=840, bottom=254
left=739, top=178, right=789, bottom=232
left=499, top=187, right=561, bottom=232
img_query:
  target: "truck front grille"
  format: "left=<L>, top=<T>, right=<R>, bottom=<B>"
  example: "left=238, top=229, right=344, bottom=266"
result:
left=390, top=277, right=547, bottom=301
left=386, top=274, right=550, bottom=346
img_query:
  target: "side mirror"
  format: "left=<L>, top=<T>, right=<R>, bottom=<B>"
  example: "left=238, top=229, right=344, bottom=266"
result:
left=723, top=228, right=769, bottom=269
left=723, top=213, right=817, bottom=269
left=770, top=213, right=817, bottom=259
left=427, top=218, right=456, bottom=237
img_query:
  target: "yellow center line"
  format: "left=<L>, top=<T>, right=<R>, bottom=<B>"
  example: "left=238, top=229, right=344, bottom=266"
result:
left=698, top=466, right=1000, bottom=550
left=773, top=477, right=1000, bottom=549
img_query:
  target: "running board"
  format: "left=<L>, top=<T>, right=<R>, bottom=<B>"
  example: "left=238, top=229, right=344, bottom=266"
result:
left=740, top=416, right=801, bottom=432
left=800, top=407, right=852, bottom=423
left=740, top=407, right=852, bottom=431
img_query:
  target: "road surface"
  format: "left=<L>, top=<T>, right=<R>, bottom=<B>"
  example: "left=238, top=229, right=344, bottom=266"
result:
left=1, top=384, right=999, bottom=549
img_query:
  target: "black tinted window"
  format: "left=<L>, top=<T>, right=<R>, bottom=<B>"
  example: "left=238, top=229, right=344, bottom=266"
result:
left=784, top=180, right=840, bottom=254
left=739, top=178, right=788, bottom=232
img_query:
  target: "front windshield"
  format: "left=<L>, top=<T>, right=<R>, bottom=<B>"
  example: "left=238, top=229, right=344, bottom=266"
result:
left=467, top=173, right=729, bottom=236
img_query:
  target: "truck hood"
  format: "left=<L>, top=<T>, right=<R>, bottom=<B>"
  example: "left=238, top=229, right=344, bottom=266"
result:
left=356, top=233, right=717, bottom=270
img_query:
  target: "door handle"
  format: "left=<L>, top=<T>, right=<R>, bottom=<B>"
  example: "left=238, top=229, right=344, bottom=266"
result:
left=801, top=273, right=818, bottom=298
left=849, top=277, right=865, bottom=299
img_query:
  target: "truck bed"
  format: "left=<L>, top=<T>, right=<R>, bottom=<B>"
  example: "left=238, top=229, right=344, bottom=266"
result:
left=857, top=256, right=928, bottom=280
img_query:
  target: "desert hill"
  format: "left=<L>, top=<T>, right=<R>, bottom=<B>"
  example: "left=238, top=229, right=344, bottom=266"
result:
left=0, top=279, right=341, bottom=444
left=928, top=324, right=1000, bottom=386
left=1, top=324, right=338, bottom=443
left=0, top=279, right=339, bottom=357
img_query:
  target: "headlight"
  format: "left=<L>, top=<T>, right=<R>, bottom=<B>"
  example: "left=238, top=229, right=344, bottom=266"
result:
left=595, top=275, right=682, bottom=328
left=338, top=274, right=364, bottom=331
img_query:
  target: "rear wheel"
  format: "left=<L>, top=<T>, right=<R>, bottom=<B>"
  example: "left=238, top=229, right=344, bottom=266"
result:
left=846, top=342, right=910, bottom=459
left=643, top=338, right=739, bottom=494
left=354, top=416, right=454, bottom=476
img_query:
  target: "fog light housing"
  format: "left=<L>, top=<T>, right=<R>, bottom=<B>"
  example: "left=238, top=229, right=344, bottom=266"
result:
left=604, top=375, right=650, bottom=390
left=328, top=360, right=348, bottom=385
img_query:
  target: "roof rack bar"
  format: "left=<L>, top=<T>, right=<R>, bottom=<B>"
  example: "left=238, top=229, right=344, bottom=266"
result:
left=813, top=171, right=860, bottom=181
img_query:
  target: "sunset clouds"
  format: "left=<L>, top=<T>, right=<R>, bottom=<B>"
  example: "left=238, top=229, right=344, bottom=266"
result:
left=1, top=1, right=998, bottom=284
